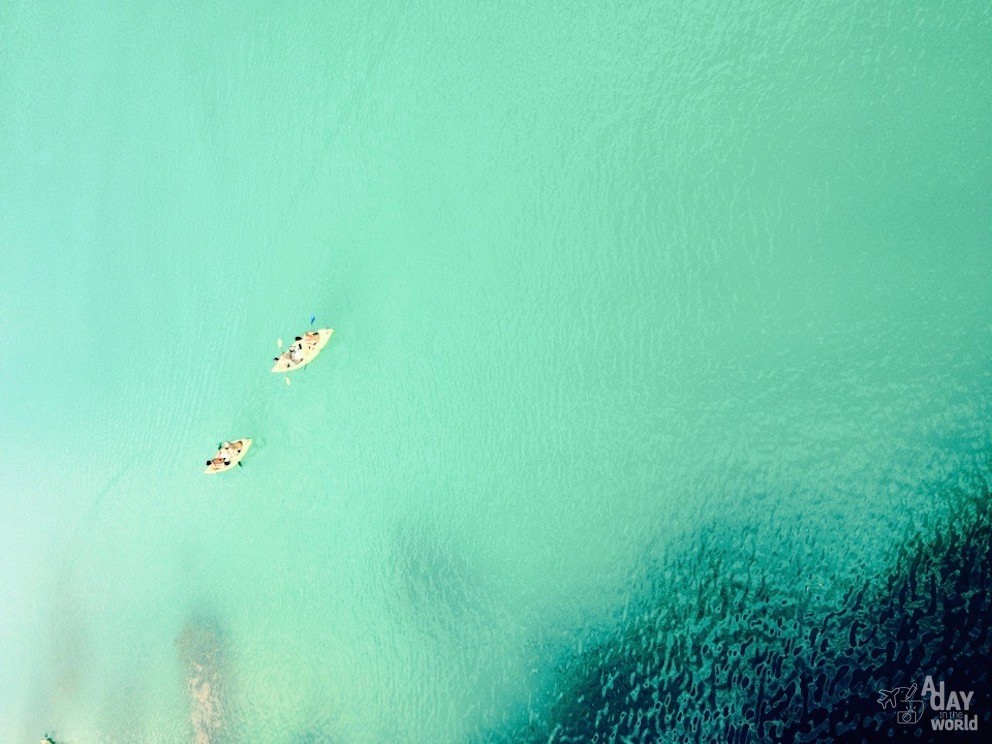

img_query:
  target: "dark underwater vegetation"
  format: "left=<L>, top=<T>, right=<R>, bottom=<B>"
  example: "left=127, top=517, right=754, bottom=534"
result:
left=484, top=453, right=992, bottom=743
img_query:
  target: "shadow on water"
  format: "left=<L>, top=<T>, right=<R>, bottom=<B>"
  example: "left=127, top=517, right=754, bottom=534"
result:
left=483, top=456, right=992, bottom=743
left=388, top=520, right=492, bottom=642
left=28, top=574, right=91, bottom=744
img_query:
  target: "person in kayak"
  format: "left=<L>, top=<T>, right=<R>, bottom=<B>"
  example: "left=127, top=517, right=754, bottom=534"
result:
left=205, top=455, right=228, bottom=468
left=289, top=343, right=305, bottom=365
left=296, top=331, right=321, bottom=348
left=205, top=443, right=236, bottom=469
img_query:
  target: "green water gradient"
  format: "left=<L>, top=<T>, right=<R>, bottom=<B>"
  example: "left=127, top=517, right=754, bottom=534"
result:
left=1, top=0, right=989, bottom=741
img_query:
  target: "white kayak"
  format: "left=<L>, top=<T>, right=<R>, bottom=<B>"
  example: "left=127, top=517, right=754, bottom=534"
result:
left=204, top=438, right=252, bottom=474
left=271, top=328, right=333, bottom=373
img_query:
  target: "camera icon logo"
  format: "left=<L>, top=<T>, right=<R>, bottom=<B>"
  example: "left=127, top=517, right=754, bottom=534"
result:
left=878, top=683, right=925, bottom=726
left=896, top=706, right=924, bottom=725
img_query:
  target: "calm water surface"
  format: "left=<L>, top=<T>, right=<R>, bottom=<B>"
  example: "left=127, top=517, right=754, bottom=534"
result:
left=1, top=1, right=989, bottom=742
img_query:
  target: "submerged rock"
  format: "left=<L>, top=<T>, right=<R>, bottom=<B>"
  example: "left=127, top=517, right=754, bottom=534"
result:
left=177, top=621, right=226, bottom=744
left=489, top=461, right=992, bottom=742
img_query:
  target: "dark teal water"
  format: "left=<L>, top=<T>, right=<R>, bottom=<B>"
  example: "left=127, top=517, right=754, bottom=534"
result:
left=1, top=1, right=989, bottom=741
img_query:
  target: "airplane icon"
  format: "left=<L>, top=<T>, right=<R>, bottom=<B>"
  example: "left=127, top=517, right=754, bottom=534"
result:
left=878, top=684, right=917, bottom=709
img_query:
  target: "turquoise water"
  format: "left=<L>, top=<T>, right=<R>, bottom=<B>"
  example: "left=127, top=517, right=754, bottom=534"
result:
left=1, top=1, right=990, bottom=742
